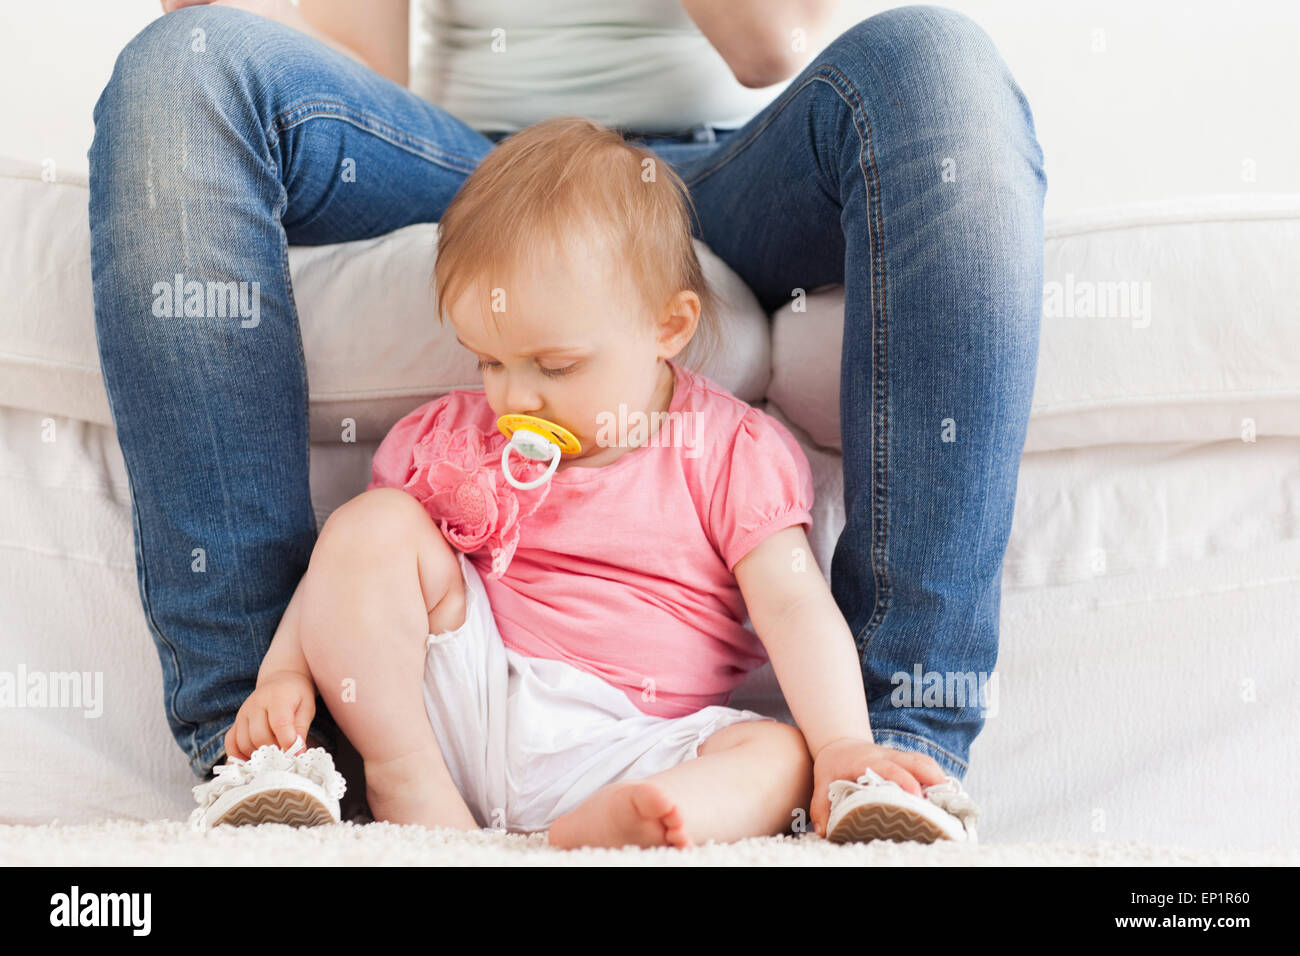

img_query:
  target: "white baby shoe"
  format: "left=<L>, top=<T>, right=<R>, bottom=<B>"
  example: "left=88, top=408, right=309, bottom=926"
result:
left=825, top=767, right=980, bottom=844
left=189, top=734, right=347, bottom=832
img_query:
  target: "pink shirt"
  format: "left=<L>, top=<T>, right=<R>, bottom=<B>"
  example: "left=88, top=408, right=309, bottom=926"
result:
left=366, top=358, right=815, bottom=718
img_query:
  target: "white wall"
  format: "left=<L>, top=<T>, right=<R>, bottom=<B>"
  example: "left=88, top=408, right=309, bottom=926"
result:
left=1, top=0, right=1296, bottom=219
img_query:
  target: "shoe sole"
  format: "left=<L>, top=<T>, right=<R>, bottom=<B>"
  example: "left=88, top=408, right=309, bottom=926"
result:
left=198, top=770, right=340, bottom=829
left=212, top=788, right=336, bottom=828
left=827, top=802, right=953, bottom=844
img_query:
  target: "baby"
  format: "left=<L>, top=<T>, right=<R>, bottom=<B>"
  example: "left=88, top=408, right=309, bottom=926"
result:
left=223, top=116, right=955, bottom=848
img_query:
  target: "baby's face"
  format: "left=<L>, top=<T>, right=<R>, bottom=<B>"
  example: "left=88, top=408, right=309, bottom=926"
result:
left=447, top=245, right=684, bottom=466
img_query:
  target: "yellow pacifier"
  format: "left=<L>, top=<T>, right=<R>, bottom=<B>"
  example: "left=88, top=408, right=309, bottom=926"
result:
left=496, top=413, right=583, bottom=490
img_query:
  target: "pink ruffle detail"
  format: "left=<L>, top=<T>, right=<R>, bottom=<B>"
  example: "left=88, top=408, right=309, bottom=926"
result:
left=401, top=421, right=553, bottom=579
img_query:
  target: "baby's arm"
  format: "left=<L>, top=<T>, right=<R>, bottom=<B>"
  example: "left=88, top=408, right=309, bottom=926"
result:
left=732, top=525, right=872, bottom=759
left=224, top=573, right=319, bottom=759
left=259, top=573, right=316, bottom=690
left=735, top=525, right=950, bottom=832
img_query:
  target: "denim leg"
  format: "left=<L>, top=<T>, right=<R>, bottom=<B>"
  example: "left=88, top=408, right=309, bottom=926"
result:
left=88, top=5, right=494, bottom=777
left=670, top=5, right=1046, bottom=778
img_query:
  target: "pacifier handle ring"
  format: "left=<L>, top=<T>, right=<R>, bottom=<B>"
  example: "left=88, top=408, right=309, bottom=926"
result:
left=501, top=437, right=561, bottom=490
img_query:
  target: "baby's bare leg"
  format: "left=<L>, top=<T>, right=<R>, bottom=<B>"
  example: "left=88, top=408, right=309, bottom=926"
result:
left=297, top=487, right=477, bottom=830
left=548, top=719, right=813, bottom=849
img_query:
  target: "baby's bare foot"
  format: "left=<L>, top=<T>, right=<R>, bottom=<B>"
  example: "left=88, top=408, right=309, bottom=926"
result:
left=363, top=749, right=478, bottom=830
left=548, top=781, right=693, bottom=850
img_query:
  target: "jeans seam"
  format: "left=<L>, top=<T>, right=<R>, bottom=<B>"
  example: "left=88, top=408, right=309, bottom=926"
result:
left=267, top=100, right=482, bottom=176
left=839, top=57, right=892, bottom=657
left=124, top=470, right=196, bottom=754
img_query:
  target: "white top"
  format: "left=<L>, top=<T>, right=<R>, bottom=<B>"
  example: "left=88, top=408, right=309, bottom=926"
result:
left=410, top=0, right=786, bottom=134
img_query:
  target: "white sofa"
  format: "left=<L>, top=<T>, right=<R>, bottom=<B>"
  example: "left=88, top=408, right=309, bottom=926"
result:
left=3, top=0, right=1299, bottom=850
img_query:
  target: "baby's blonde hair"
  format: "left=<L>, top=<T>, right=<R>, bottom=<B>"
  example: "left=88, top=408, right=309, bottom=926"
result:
left=433, top=116, right=722, bottom=373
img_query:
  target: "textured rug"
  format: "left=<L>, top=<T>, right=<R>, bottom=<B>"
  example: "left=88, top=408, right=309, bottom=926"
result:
left=1, top=820, right=1293, bottom=866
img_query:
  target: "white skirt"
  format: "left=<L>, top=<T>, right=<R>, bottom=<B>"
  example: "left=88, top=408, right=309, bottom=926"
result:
left=422, top=549, right=776, bottom=833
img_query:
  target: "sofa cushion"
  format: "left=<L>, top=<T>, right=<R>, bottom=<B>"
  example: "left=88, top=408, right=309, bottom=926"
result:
left=9, top=155, right=1300, bottom=454
left=767, top=195, right=1300, bottom=453
left=0, top=156, right=771, bottom=444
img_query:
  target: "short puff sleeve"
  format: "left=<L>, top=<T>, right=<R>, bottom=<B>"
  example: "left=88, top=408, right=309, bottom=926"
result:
left=707, top=407, right=815, bottom=573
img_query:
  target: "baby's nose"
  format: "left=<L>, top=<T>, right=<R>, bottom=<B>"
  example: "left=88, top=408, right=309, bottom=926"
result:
left=504, top=380, right=543, bottom=413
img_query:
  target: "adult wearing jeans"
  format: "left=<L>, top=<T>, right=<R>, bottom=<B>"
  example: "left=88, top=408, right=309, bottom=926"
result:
left=89, top=0, right=1045, bottom=821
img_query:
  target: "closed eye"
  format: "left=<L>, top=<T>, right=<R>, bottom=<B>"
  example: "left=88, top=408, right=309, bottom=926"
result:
left=539, top=363, right=579, bottom=378
left=475, top=358, right=579, bottom=378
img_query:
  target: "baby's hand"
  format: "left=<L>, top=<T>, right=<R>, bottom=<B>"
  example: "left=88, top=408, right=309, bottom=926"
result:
left=224, top=671, right=317, bottom=762
left=810, top=737, right=950, bottom=838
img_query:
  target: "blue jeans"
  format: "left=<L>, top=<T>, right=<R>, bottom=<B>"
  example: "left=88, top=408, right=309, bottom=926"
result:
left=89, top=3, right=1044, bottom=780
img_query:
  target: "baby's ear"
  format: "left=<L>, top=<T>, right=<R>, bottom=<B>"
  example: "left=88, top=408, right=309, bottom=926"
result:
left=658, top=290, right=701, bottom=353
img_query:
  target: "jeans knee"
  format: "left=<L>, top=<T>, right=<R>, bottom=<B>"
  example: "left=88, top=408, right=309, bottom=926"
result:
left=90, top=10, right=231, bottom=197
left=878, top=6, right=998, bottom=50
left=90, top=5, right=297, bottom=177
left=94, top=7, right=235, bottom=126
left=831, top=6, right=1041, bottom=162
left=836, top=5, right=1003, bottom=81
left=827, top=5, right=1045, bottom=211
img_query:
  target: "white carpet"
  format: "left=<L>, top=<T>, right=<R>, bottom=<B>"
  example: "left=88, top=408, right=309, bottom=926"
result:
left=0, top=820, right=1293, bottom=866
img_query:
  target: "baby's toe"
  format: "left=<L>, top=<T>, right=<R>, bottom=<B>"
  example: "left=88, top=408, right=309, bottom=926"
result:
left=628, top=783, right=675, bottom=822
